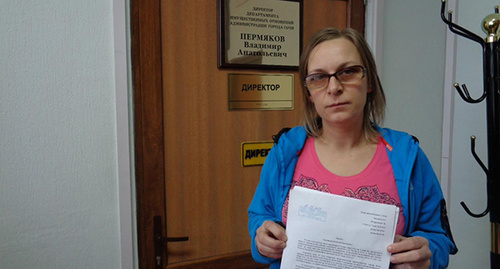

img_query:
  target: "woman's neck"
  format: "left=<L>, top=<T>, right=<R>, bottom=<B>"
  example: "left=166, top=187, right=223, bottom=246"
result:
left=314, top=120, right=378, bottom=176
left=317, top=120, right=367, bottom=152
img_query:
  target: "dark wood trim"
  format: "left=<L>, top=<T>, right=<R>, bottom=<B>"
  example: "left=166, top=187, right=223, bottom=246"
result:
left=166, top=251, right=268, bottom=269
left=347, top=0, right=366, bottom=35
left=131, top=0, right=166, bottom=268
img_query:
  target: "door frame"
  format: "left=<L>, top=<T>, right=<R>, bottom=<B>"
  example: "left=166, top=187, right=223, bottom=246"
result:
left=131, top=0, right=165, bottom=268
left=131, top=1, right=365, bottom=268
left=113, top=0, right=135, bottom=268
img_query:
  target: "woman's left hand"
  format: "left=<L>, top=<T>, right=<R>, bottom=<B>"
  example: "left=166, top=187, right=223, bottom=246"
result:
left=387, top=235, right=431, bottom=269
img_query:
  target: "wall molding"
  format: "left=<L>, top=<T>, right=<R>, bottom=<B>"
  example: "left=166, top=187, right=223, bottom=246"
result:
left=365, top=0, right=385, bottom=78
left=440, top=0, right=458, bottom=205
left=113, top=0, right=136, bottom=268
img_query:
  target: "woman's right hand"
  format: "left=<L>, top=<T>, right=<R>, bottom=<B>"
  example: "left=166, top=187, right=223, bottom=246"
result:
left=255, top=220, right=288, bottom=259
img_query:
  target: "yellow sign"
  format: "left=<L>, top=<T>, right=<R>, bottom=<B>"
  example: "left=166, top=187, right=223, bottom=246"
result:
left=241, top=141, right=274, bottom=167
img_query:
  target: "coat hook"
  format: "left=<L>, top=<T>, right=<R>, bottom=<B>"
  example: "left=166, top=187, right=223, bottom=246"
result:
left=441, top=0, right=485, bottom=44
left=470, top=136, right=488, bottom=174
left=453, top=83, right=488, bottom=103
left=460, top=202, right=490, bottom=218
left=459, top=136, right=490, bottom=218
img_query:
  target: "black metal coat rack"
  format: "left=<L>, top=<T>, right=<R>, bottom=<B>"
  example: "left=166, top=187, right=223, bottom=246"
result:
left=440, top=1, right=500, bottom=267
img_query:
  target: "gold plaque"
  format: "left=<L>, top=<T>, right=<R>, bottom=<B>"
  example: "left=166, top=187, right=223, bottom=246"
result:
left=218, top=0, right=302, bottom=70
left=228, top=73, right=294, bottom=110
left=241, top=141, right=274, bottom=167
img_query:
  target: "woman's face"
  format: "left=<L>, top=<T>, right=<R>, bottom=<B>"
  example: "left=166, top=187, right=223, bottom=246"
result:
left=306, top=38, right=370, bottom=128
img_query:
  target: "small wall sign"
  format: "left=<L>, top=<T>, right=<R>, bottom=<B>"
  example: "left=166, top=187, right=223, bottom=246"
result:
left=241, top=141, right=274, bottom=167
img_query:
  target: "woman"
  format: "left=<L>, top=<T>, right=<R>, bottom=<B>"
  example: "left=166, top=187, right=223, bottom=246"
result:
left=248, top=28, right=457, bottom=268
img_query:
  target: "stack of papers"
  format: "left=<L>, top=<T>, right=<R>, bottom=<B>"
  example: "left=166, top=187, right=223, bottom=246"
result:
left=281, top=187, right=399, bottom=269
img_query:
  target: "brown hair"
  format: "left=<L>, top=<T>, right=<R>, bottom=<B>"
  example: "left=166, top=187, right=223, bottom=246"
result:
left=299, top=28, right=385, bottom=142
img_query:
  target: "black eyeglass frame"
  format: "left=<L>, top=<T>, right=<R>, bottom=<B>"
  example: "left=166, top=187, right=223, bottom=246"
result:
left=303, top=65, right=367, bottom=90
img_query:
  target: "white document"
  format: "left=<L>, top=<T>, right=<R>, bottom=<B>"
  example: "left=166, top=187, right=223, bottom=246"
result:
left=281, top=187, right=399, bottom=269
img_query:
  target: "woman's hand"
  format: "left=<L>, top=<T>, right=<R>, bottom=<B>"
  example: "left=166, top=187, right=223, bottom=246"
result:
left=255, top=220, right=287, bottom=259
left=388, top=235, right=432, bottom=269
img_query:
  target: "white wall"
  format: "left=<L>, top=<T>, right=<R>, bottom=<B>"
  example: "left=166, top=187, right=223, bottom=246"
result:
left=377, top=0, right=494, bottom=268
left=380, top=0, right=447, bottom=175
left=0, top=1, right=130, bottom=268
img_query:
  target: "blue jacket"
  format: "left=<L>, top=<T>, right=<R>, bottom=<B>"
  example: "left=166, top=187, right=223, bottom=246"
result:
left=248, top=126, right=457, bottom=268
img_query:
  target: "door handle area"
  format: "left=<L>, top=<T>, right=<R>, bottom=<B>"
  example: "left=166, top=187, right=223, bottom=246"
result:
left=158, top=235, right=189, bottom=242
left=153, top=215, right=189, bottom=268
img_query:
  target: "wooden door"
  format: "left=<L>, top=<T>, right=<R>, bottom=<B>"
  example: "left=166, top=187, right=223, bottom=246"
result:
left=132, top=1, right=365, bottom=268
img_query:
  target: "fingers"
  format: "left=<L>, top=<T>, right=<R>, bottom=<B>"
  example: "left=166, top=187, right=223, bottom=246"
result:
left=388, top=236, right=427, bottom=253
left=256, top=221, right=287, bottom=259
left=387, top=236, right=431, bottom=268
left=265, top=220, right=287, bottom=241
left=392, top=235, right=404, bottom=243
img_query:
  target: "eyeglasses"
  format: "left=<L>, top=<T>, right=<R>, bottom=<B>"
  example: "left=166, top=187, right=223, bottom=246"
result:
left=304, top=65, right=366, bottom=92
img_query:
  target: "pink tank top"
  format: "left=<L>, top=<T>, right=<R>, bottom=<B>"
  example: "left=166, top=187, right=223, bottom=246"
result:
left=282, top=136, right=406, bottom=235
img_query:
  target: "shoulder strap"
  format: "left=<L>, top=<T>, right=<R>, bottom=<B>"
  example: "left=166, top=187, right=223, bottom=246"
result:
left=272, top=127, right=291, bottom=144
left=441, top=199, right=458, bottom=254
